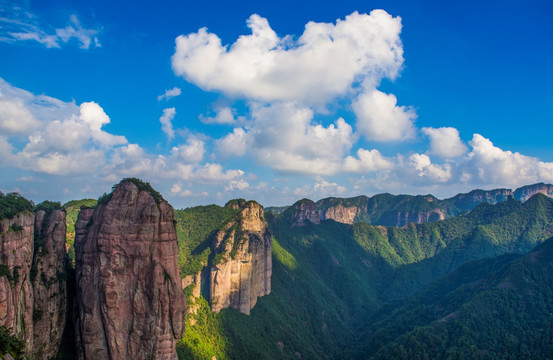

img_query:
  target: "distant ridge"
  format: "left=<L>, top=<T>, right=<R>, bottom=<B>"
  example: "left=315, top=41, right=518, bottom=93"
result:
left=266, top=183, right=553, bottom=227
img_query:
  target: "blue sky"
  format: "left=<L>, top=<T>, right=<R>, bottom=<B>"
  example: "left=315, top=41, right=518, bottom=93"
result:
left=1, top=0, right=552, bottom=207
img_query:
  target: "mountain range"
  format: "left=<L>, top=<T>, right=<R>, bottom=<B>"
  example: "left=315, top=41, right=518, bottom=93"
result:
left=1, top=179, right=553, bottom=359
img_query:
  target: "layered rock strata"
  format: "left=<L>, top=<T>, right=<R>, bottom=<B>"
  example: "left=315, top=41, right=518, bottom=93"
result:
left=210, top=201, right=272, bottom=315
left=74, top=181, right=185, bottom=360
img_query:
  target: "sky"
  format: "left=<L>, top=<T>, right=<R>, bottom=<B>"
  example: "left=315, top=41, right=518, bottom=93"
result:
left=1, top=0, right=552, bottom=208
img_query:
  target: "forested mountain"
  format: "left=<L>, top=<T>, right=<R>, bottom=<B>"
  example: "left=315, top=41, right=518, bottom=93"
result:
left=176, top=193, right=553, bottom=359
left=2, top=181, right=553, bottom=359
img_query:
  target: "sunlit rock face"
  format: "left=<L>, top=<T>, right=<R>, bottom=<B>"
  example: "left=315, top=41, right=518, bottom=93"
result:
left=74, top=180, right=185, bottom=360
left=514, top=183, right=553, bottom=202
left=210, top=201, right=272, bottom=315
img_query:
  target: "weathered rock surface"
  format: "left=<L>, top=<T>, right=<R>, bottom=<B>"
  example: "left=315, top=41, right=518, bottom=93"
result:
left=0, top=212, right=34, bottom=353
left=210, top=201, right=272, bottom=315
left=32, top=209, right=67, bottom=360
left=451, top=188, right=513, bottom=211
left=320, top=203, right=359, bottom=225
left=514, top=183, right=553, bottom=202
left=384, top=209, right=446, bottom=228
left=75, top=181, right=185, bottom=360
left=289, top=199, right=320, bottom=226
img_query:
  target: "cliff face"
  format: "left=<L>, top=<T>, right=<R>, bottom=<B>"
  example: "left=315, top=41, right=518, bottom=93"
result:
left=74, top=181, right=185, bottom=360
left=514, top=183, right=553, bottom=202
left=320, top=203, right=359, bottom=224
left=290, top=199, right=321, bottom=226
left=383, top=209, right=446, bottom=228
left=0, top=212, right=34, bottom=353
left=210, top=201, right=272, bottom=315
left=32, top=209, right=67, bottom=359
left=452, top=189, right=513, bottom=211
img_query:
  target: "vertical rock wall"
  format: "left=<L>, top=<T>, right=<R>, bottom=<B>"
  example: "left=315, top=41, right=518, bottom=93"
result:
left=32, top=209, right=67, bottom=359
left=74, top=181, right=185, bottom=360
left=210, top=201, right=272, bottom=315
left=0, top=212, right=34, bottom=353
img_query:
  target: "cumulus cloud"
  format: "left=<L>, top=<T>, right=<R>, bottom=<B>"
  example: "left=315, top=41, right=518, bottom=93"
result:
left=462, top=134, right=552, bottom=186
left=1, top=11, right=100, bottom=49
left=0, top=98, right=39, bottom=134
left=172, top=10, right=403, bottom=107
left=407, top=153, right=452, bottom=183
left=199, top=106, right=242, bottom=124
left=343, top=148, right=395, bottom=173
left=157, top=87, right=181, bottom=101
left=422, top=127, right=467, bottom=158
left=353, top=89, right=416, bottom=141
left=243, top=102, right=354, bottom=175
left=159, top=108, right=176, bottom=140
left=217, top=127, right=248, bottom=157
left=0, top=79, right=245, bottom=194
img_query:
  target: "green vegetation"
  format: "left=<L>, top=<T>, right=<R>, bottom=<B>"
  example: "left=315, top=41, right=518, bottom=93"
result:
left=361, top=237, right=553, bottom=359
left=177, top=296, right=229, bottom=360
left=0, top=192, right=33, bottom=221
left=64, top=199, right=97, bottom=266
left=174, top=204, right=239, bottom=277
left=97, top=178, right=165, bottom=205
left=35, top=200, right=62, bottom=215
left=176, top=194, right=553, bottom=360
left=0, top=326, right=25, bottom=360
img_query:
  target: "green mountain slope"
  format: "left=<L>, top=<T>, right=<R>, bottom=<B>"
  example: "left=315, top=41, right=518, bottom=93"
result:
left=359, top=236, right=553, bottom=359
left=175, top=194, right=553, bottom=359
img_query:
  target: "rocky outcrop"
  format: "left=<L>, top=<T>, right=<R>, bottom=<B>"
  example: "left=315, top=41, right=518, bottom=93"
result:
left=320, top=203, right=359, bottom=224
left=74, top=180, right=185, bottom=360
left=514, top=183, right=553, bottom=202
left=0, top=212, right=34, bottom=353
left=451, top=189, right=513, bottom=211
left=210, top=201, right=272, bottom=315
left=32, top=209, right=67, bottom=360
left=384, top=209, right=446, bottom=228
left=289, top=199, right=320, bottom=226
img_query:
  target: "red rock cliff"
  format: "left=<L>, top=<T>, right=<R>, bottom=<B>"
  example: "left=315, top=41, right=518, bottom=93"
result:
left=0, top=211, right=34, bottom=353
left=74, top=180, right=185, bottom=360
left=32, top=209, right=68, bottom=359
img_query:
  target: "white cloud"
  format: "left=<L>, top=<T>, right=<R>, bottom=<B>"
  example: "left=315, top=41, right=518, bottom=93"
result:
left=462, top=134, right=549, bottom=186
left=408, top=153, right=452, bottom=183
left=0, top=98, right=39, bottom=134
left=225, top=179, right=250, bottom=191
left=55, top=15, right=100, bottom=49
left=243, top=102, right=354, bottom=175
left=343, top=148, right=395, bottom=173
left=171, top=137, right=205, bottom=164
left=1, top=12, right=100, bottom=49
left=157, top=87, right=182, bottom=101
left=422, top=127, right=467, bottom=158
left=199, top=106, right=240, bottom=124
left=172, top=10, right=403, bottom=107
left=159, top=108, right=176, bottom=140
left=217, top=127, right=248, bottom=157
left=0, top=79, right=245, bottom=191
left=353, top=89, right=416, bottom=141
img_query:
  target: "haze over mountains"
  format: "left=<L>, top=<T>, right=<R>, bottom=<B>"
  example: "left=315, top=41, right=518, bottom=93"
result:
left=1, top=179, right=553, bottom=359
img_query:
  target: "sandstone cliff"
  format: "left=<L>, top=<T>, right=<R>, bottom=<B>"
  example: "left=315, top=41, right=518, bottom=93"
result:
left=209, top=201, right=272, bottom=315
left=514, top=183, right=553, bottom=202
left=289, top=199, right=320, bottom=226
left=0, top=211, right=34, bottom=354
left=32, top=209, right=67, bottom=359
left=74, top=180, right=185, bottom=360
